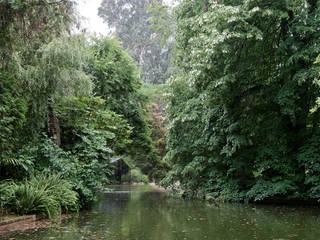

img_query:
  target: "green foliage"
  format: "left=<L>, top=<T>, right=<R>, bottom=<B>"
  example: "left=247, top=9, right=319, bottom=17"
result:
left=16, top=132, right=113, bottom=206
left=22, top=34, right=93, bottom=134
left=98, top=0, right=173, bottom=84
left=147, top=2, right=173, bottom=46
left=89, top=36, right=158, bottom=179
left=164, top=0, right=320, bottom=202
left=0, top=174, right=78, bottom=218
left=29, top=34, right=93, bottom=101
left=89, top=37, right=141, bottom=104
left=23, top=96, right=131, bottom=205
left=147, top=104, right=167, bottom=156
left=121, top=169, right=150, bottom=184
left=141, top=84, right=167, bottom=163
left=56, top=96, right=132, bottom=155
left=0, top=30, right=145, bottom=210
left=144, top=102, right=169, bottom=181
left=32, top=134, right=114, bottom=205
left=0, top=0, right=76, bottom=67
left=0, top=0, right=81, bottom=146
left=0, top=71, right=27, bottom=163
left=297, top=130, right=320, bottom=199
left=141, top=84, right=167, bottom=112
left=0, top=0, right=150, bottom=214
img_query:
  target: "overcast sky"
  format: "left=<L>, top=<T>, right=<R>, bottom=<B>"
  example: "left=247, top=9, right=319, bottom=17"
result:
left=77, top=0, right=110, bottom=35
left=77, top=0, right=177, bottom=35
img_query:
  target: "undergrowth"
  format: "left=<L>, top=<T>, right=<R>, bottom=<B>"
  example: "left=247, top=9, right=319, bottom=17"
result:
left=0, top=174, right=78, bottom=218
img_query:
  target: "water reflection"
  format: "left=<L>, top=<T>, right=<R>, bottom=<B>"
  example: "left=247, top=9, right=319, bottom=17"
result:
left=3, top=185, right=320, bottom=240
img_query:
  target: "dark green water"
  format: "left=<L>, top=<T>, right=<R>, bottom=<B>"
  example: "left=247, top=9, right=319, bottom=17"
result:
left=3, top=185, right=320, bottom=240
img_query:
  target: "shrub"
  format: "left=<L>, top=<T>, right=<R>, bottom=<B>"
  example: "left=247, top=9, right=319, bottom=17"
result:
left=0, top=173, right=78, bottom=218
left=140, top=174, right=150, bottom=184
left=121, top=168, right=149, bottom=184
left=16, top=137, right=107, bottom=206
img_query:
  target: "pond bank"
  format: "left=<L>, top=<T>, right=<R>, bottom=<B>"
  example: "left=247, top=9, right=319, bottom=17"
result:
left=149, top=182, right=167, bottom=192
left=118, top=182, right=167, bottom=192
left=0, top=214, right=71, bottom=237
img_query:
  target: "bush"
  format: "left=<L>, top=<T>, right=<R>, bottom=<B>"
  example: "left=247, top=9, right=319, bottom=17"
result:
left=121, top=168, right=149, bottom=184
left=16, top=137, right=108, bottom=206
left=0, top=173, right=78, bottom=218
left=140, top=174, right=149, bottom=184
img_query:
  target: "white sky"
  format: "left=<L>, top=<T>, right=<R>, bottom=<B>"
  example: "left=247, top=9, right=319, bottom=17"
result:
left=77, top=0, right=110, bottom=35
left=77, top=0, right=177, bottom=36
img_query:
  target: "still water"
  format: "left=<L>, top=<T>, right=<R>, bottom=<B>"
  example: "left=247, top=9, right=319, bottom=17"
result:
left=3, top=185, right=320, bottom=240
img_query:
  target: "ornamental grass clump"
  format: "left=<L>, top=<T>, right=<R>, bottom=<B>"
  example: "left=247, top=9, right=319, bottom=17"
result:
left=0, top=173, right=78, bottom=218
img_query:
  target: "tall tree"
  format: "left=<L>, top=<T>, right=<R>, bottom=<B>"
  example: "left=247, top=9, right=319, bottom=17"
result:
left=0, top=0, right=78, bottom=161
left=0, top=0, right=76, bottom=66
left=164, top=0, right=320, bottom=201
left=24, top=34, right=93, bottom=144
left=98, top=0, right=173, bottom=84
left=88, top=36, right=160, bottom=179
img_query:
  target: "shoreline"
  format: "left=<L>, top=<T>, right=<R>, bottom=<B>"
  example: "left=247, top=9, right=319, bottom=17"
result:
left=149, top=182, right=167, bottom=192
left=0, top=214, right=72, bottom=237
left=114, top=182, right=168, bottom=192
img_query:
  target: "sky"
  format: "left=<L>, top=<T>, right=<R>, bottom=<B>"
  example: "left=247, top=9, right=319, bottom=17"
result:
left=77, top=0, right=110, bottom=35
left=77, top=0, right=177, bottom=36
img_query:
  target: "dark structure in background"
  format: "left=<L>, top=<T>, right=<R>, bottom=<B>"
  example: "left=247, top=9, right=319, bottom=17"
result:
left=111, top=158, right=130, bottom=183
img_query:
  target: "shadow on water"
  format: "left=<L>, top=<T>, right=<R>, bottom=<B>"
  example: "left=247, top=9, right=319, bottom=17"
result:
left=2, top=185, right=320, bottom=240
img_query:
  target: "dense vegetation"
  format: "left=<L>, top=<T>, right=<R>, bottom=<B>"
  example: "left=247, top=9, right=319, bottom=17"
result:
left=163, top=0, right=320, bottom=202
left=0, top=0, right=162, bottom=217
left=1, top=0, right=320, bottom=219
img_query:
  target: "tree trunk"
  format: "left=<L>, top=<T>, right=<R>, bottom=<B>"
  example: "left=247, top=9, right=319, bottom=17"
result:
left=48, top=106, right=61, bottom=146
left=202, top=0, right=207, bottom=11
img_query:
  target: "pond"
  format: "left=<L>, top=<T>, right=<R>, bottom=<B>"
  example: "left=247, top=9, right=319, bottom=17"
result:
left=2, top=185, right=320, bottom=240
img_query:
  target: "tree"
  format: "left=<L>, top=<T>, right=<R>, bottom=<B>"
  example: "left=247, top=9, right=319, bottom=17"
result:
left=0, top=0, right=151, bottom=210
left=55, top=96, right=132, bottom=156
left=0, top=0, right=77, bottom=162
left=164, top=0, right=320, bottom=201
left=0, top=0, right=76, bottom=66
left=23, top=34, right=93, bottom=143
left=98, top=0, right=173, bottom=84
left=88, top=36, right=159, bottom=179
